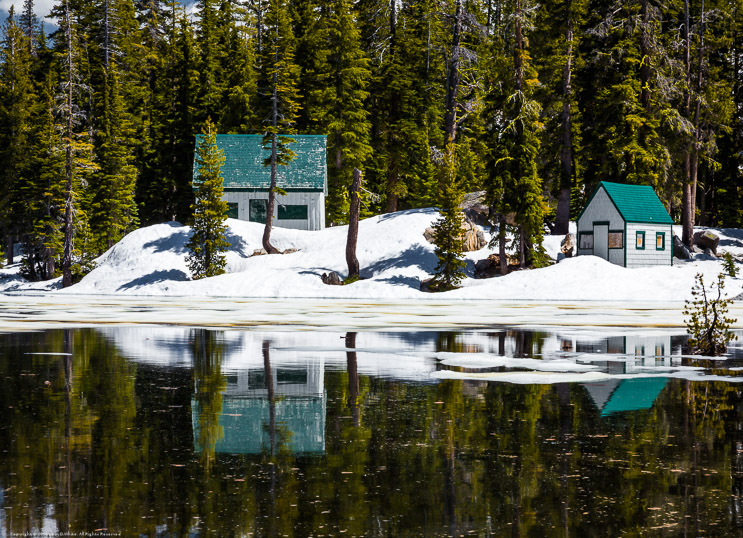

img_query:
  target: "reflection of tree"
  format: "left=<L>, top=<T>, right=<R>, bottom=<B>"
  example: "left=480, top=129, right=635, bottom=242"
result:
left=192, top=329, right=227, bottom=473
left=346, top=332, right=360, bottom=427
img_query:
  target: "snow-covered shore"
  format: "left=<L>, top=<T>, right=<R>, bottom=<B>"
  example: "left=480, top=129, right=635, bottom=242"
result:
left=1, top=208, right=742, bottom=302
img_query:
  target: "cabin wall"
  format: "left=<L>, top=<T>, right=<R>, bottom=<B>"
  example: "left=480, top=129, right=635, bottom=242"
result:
left=223, top=190, right=325, bottom=230
left=625, top=223, right=672, bottom=267
left=577, top=187, right=624, bottom=260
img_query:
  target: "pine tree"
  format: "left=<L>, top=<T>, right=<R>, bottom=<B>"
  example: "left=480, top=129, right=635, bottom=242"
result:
left=485, top=0, right=545, bottom=269
left=259, top=0, right=301, bottom=254
left=311, top=0, right=372, bottom=224
left=430, top=140, right=466, bottom=291
left=53, top=0, right=99, bottom=286
left=0, top=8, right=36, bottom=264
left=187, top=119, right=229, bottom=279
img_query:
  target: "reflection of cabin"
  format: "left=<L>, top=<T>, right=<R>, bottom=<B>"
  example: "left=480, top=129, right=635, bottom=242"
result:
left=575, top=334, right=674, bottom=374
left=583, top=378, right=668, bottom=416
left=192, top=361, right=325, bottom=454
left=193, top=134, right=327, bottom=230
left=577, top=182, right=673, bottom=267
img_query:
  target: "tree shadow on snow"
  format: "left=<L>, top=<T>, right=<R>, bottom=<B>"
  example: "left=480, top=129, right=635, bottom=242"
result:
left=365, top=244, right=438, bottom=278
left=224, top=230, right=253, bottom=258
left=142, top=228, right=192, bottom=255
left=117, top=269, right=189, bottom=291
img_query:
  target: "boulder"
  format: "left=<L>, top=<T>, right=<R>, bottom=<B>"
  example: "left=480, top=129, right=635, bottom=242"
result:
left=282, top=248, right=298, bottom=254
left=252, top=248, right=267, bottom=256
left=321, top=271, right=343, bottom=286
left=673, top=235, right=691, bottom=260
left=560, top=233, right=576, bottom=258
left=474, top=254, right=502, bottom=279
left=693, top=230, right=720, bottom=254
left=704, top=247, right=717, bottom=258
left=691, top=244, right=704, bottom=254
left=459, top=191, right=490, bottom=226
left=423, top=217, right=487, bottom=253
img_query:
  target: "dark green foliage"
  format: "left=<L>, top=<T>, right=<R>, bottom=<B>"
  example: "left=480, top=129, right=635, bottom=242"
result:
left=186, top=120, right=229, bottom=279
left=683, top=272, right=737, bottom=356
left=430, top=143, right=466, bottom=291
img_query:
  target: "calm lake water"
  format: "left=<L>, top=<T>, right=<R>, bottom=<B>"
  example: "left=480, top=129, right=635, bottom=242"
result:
left=2, top=327, right=743, bottom=536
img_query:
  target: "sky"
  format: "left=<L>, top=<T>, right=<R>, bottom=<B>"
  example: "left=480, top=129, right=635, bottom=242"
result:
left=0, top=0, right=56, bottom=23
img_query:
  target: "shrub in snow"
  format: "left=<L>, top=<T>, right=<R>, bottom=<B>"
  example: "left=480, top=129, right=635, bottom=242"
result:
left=683, top=272, right=737, bottom=356
left=722, top=252, right=739, bottom=278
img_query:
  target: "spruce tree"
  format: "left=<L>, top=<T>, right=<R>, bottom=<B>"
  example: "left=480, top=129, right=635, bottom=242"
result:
left=187, top=119, right=229, bottom=279
left=430, top=140, right=466, bottom=291
left=311, top=0, right=372, bottom=224
left=0, top=8, right=36, bottom=264
left=259, top=0, right=300, bottom=254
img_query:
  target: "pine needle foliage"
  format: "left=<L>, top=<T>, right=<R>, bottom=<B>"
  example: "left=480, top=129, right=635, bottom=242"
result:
left=683, top=272, right=737, bottom=356
left=721, top=252, right=739, bottom=278
left=430, top=141, right=466, bottom=292
left=187, top=119, right=229, bottom=280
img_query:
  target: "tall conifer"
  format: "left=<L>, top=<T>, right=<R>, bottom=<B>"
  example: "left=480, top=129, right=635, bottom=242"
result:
left=187, top=119, right=229, bottom=279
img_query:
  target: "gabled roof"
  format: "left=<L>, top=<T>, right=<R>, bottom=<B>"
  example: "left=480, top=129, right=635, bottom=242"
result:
left=579, top=181, right=673, bottom=225
left=194, top=134, right=327, bottom=192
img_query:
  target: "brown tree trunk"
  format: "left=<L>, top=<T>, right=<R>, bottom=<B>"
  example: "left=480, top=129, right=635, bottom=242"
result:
left=553, top=0, right=574, bottom=236
left=62, top=0, right=74, bottom=288
left=499, top=213, right=507, bottom=275
left=346, top=168, right=361, bottom=279
left=262, top=44, right=280, bottom=255
left=690, top=0, right=705, bottom=222
left=444, top=0, right=462, bottom=146
left=6, top=236, right=13, bottom=265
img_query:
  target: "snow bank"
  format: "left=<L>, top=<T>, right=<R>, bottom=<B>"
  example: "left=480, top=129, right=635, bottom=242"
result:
left=1, top=208, right=742, bottom=302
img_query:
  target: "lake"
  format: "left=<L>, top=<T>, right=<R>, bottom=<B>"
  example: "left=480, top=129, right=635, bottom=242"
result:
left=2, top=324, right=743, bottom=536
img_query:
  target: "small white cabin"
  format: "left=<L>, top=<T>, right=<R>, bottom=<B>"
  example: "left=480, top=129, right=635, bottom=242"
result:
left=194, top=134, right=328, bottom=230
left=576, top=182, right=673, bottom=268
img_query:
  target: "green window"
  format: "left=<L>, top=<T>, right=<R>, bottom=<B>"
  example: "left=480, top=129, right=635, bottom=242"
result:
left=656, top=232, right=665, bottom=250
left=249, top=199, right=267, bottom=223
left=636, top=231, right=645, bottom=250
left=226, top=203, right=239, bottom=219
left=278, top=204, right=308, bottom=220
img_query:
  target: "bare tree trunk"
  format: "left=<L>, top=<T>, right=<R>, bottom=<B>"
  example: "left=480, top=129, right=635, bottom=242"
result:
left=62, top=0, right=74, bottom=288
left=690, top=0, right=705, bottom=223
left=346, top=168, right=361, bottom=279
left=553, top=0, right=574, bottom=235
left=499, top=213, right=507, bottom=275
left=262, top=40, right=280, bottom=255
left=681, top=0, right=694, bottom=246
left=519, top=226, right=526, bottom=268
left=444, top=0, right=462, bottom=146
left=6, top=235, right=13, bottom=265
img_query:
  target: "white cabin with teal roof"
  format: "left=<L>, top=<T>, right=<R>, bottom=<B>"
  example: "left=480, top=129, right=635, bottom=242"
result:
left=576, top=182, right=673, bottom=268
left=194, top=134, right=327, bottom=230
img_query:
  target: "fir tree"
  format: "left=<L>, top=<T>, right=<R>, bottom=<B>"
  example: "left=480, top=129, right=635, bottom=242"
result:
left=186, top=119, right=229, bottom=279
left=311, top=0, right=372, bottom=224
left=430, top=140, right=466, bottom=291
left=0, top=8, right=36, bottom=263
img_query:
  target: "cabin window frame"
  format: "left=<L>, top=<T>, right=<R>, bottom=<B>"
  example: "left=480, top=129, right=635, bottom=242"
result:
left=636, top=231, right=646, bottom=250
left=608, top=230, right=624, bottom=249
left=656, top=232, right=665, bottom=251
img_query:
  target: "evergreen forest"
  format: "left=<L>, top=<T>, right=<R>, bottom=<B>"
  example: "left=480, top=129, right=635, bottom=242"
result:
left=1, top=0, right=742, bottom=284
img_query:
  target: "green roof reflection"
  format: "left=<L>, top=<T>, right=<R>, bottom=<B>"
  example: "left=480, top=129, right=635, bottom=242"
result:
left=192, top=396, right=326, bottom=454
left=584, top=377, right=668, bottom=416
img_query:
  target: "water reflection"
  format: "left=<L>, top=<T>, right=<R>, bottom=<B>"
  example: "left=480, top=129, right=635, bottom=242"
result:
left=1, top=327, right=743, bottom=536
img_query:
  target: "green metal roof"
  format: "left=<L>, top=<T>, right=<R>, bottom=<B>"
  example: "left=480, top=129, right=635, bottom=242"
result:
left=587, top=181, right=673, bottom=224
left=194, top=134, right=327, bottom=192
left=600, top=378, right=668, bottom=416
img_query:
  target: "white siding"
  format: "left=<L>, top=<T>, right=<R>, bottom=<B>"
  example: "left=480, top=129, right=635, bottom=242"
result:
left=625, top=223, right=672, bottom=268
left=223, top=190, right=325, bottom=230
left=576, top=187, right=624, bottom=260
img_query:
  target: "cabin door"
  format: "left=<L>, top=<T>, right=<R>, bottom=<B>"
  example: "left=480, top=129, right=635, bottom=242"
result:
left=593, top=223, right=609, bottom=260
